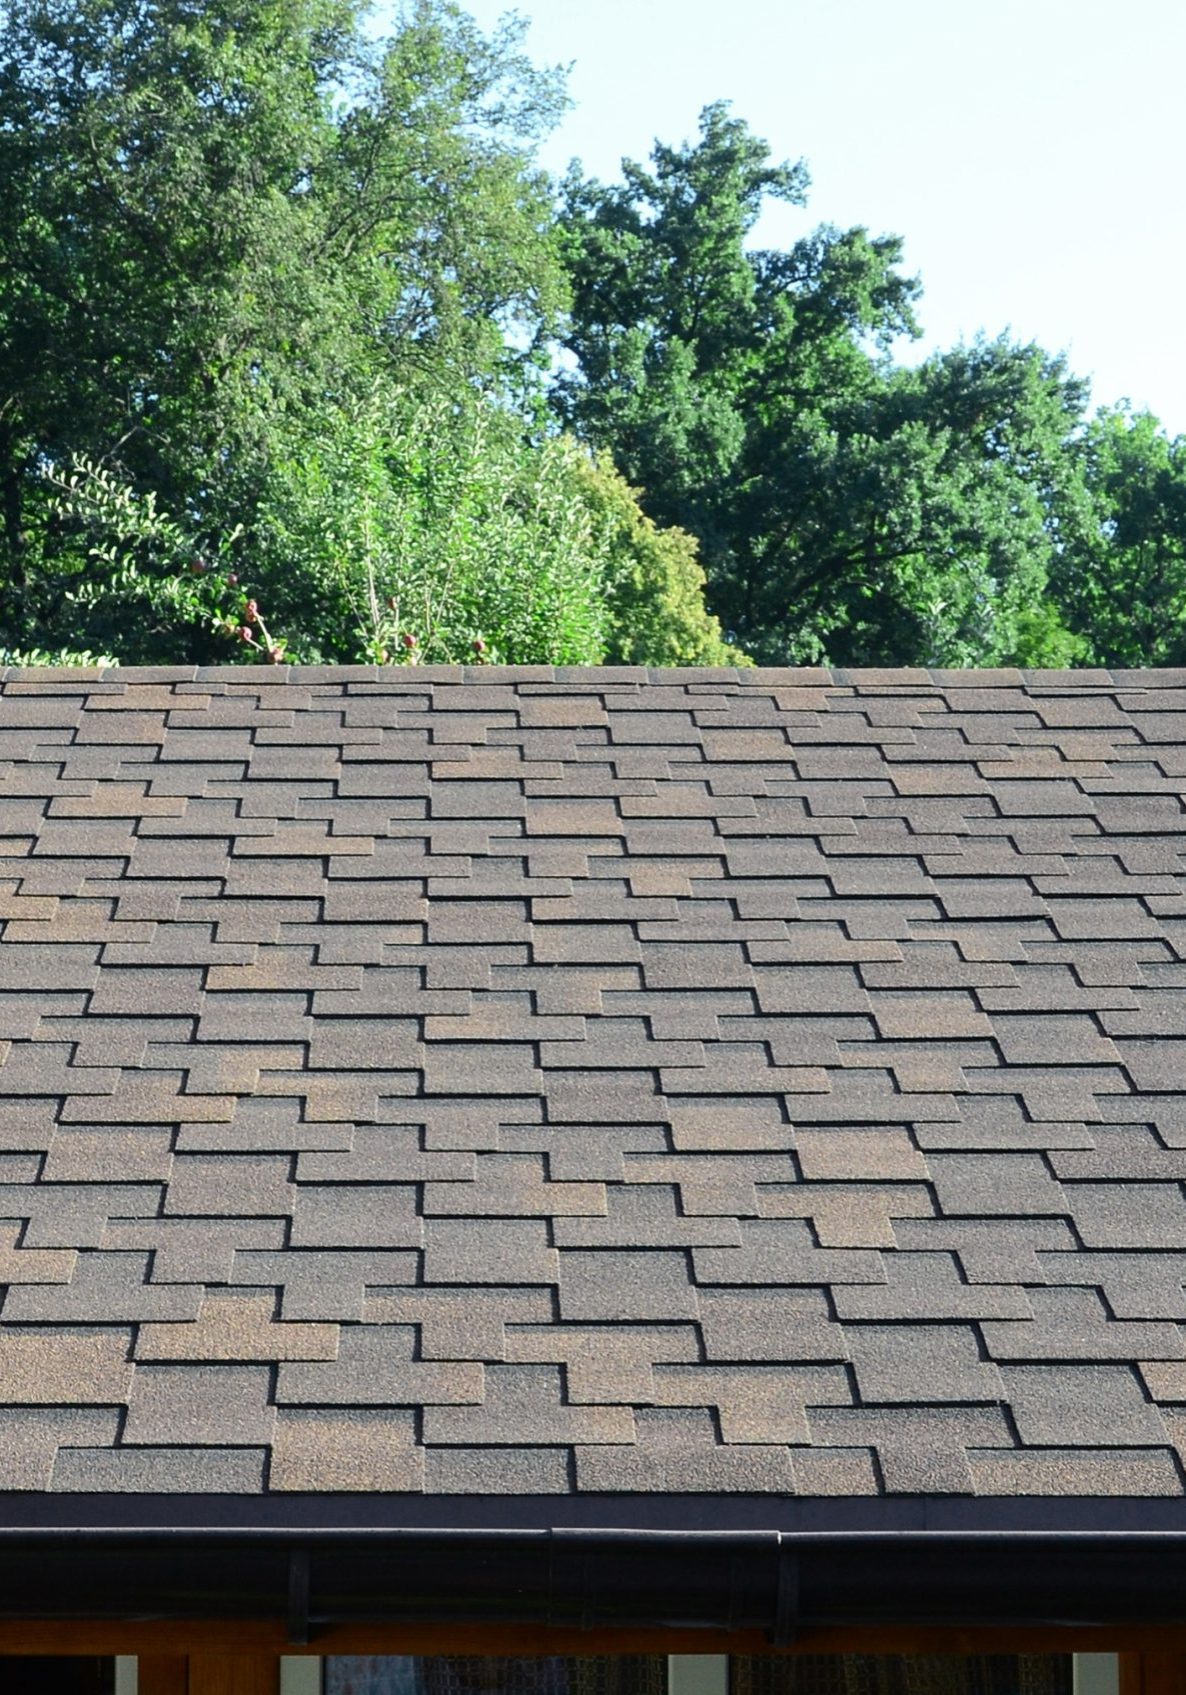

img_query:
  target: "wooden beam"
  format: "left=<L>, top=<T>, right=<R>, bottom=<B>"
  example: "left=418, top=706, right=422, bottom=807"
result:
left=0, top=1620, right=1182, bottom=1658
left=1120, top=1658, right=1186, bottom=1695
left=188, top=1658, right=280, bottom=1695
left=139, top=1660, right=189, bottom=1695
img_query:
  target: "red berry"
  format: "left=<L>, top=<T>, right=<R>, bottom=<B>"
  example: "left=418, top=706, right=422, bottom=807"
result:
left=472, top=637, right=487, bottom=654
left=401, top=631, right=417, bottom=649
left=238, top=626, right=254, bottom=644
left=268, top=646, right=283, bottom=665
left=245, top=599, right=259, bottom=624
left=190, top=560, right=206, bottom=574
left=226, top=572, right=239, bottom=587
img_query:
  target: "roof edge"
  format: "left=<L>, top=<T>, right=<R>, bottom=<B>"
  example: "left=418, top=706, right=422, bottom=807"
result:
left=0, top=1517, right=1185, bottom=1635
left=3, top=663, right=1186, bottom=686
left=7, top=1493, right=1186, bottom=1534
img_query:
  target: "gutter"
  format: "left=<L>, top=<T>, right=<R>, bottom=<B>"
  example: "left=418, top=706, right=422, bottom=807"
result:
left=1, top=1526, right=1185, bottom=1639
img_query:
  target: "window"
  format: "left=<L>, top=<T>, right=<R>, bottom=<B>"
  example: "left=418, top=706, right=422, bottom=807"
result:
left=731, top=1659, right=1074, bottom=1695
left=325, top=1661, right=669, bottom=1695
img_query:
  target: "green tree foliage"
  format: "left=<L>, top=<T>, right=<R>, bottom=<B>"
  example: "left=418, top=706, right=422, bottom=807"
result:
left=1050, top=407, right=1186, bottom=667
left=0, top=0, right=598, bottom=663
left=571, top=455, right=749, bottom=667
left=255, top=391, right=614, bottom=664
left=731, top=336, right=1095, bottom=666
left=556, top=103, right=1185, bottom=668
left=5, top=2, right=1186, bottom=672
left=35, top=390, right=751, bottom=670
left=0, top=0, right=736, bottom=670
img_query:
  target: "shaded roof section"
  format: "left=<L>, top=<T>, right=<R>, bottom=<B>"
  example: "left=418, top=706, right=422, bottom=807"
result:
left=1, top=663, right=1186, bottom=1507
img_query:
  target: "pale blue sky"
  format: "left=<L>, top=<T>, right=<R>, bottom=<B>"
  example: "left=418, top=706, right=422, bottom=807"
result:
left=394, top=0, right=1186, bottom=434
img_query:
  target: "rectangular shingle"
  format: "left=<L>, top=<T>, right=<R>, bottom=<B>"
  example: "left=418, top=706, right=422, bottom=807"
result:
left=0, top=664, right=1183, bottom=1511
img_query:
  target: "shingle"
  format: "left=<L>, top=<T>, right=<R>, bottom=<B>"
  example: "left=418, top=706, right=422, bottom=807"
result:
left=421, top=1043, right=542, bottom=1097
left=0, top=1042, right=118, bottom=1097
left=1051, top=1124, right=1186, bottom=1181
left=0, top=1224, right=76, bottom=1286
left=1065, top=1184, right=1186, bottom=1249
left=845, top=1323, right=1003, bottom=1404
left=2, top=1251, right=201, bottom=1324
left=834, top=1252, right=1032, bottom=1322
left=575, top=1407, right=795, bottom=1492
left=424, top=1363, right=634, bottom=1446
left=697, top=1287, right=850, bottom=1362
left=1042, top=1251, right=1186, bottom=1320
left=363, top=1287, right=551, bottom=1357
left=124, top=1364, right=275, bottom=1445
left=277, top=1324, right=482, bottom=1406
left=0, top=1408, right=121, bottom=1489
left=753, top=965, right=869, bottom=1014
left=757, top=1181, right=933, bottom=1248
left=102, top=1216, right=286, bottom=1283
left=558, top=1249, right=698, bottom=1321
left=1113, top=1039, right=1186, bottom=1091
left=808, top=1405, right=1012, bottom=1493
left=0, top=1182, right=166, bottom=1249
left=297, top=1127, right=470, bottom=1183
left=928, top=1154, right=1068, bottom=1218
left=232, top=1247, right=416, bottom=1319
left=43, top=1125, right=173, bottom=1183
left=166, top=1155, right=293, bottom=1218
left=981, top=1285, right=1185, bottom=1362
left=290, top=1184, right=422, bottom=1249
left=6, top=667, right=1186, bottom=1505
left=423, top=1444, right=570, bottom=1493
left=52, top=1445, right=266, bottom=1492
left=0, top=1326, right=132, bottom=1401
left=967, top=1446, right=1182, bottom=1496
left=136, top=1291, right=337, bottom=1362
left=792, top=1445, right=881, bottom=1495
left=794, top=1127, right=927, bottom=1181
left=916, top=1094, right=1095, bottom=1153
left=271, top=1408, right=422, bottom=1491
left=652, top=1361, right=851, bottom=1441
left=666, top=1099, right=793, bottom=1152
left=1001, top=1363, right=1168, bottom=1446
left=991, top=1014, right=1121, bottom=1066
left=693, top=1220, right=885, bottom=1287
left=869, top=994, right=993, bottom=1039
left=892, top=1217, right=1076, bottom=1282
left=424, top=1218, right=558, bottom=1286
left=60, top=1072, right=235, bottom=1124
left=0, top=944, right=99, bottom=991
left=505, top=1321, right=699, bottom=1402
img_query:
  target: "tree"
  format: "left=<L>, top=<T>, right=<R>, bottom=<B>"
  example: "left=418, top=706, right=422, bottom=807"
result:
left=1050, top=407, right=1186, bottom=667
left=555, top=106, right=1103, bottom=667
left=37, top=387, right=750, bottom=670
left=0, top=0, right=569, bottom=659
left=571, top=454, right=749, bottom=667
left=730, top=336, right=1093, bottom=666
left=555, top=102, right=815, bottom=547
left=254, top=389, right=614, bottom=665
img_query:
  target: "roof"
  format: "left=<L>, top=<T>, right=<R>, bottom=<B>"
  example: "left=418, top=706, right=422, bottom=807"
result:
left=2, top=663, right=1186, bottom=1552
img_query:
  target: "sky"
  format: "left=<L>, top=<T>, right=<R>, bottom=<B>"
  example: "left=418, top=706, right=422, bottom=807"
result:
left=399, top=0, right=1186, bottom=435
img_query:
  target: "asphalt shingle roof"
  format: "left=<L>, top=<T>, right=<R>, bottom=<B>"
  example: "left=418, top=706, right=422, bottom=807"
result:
left=2, top=662, right=1186, bottom=1502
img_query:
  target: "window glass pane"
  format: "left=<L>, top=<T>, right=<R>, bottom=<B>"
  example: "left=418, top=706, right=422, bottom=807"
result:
left=0, top=1660, right=114, bottom=1695
left=731, top=1657, right=1074, bottom=1695
left=326, top=1658, right=668, bottom=1695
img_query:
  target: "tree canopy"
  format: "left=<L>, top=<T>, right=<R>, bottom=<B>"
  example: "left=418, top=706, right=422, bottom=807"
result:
left=556, top=103, right=1185, bottom=669
left=1, top=6, right=1183, bottom=669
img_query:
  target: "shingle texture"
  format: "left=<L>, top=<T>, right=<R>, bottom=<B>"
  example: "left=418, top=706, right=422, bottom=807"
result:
left=2, top=663, right=1186, bottom=1497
